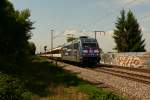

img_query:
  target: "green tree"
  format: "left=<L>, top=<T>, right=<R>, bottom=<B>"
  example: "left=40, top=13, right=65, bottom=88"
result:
left=44, top=46, right=47, bottom=53
left=113, top=9, right=146, bottom=52
left=28, top=42, right=36, bottom=55
left=0, top=0, right=34, bottom=62
left=67, top=37, right=76, bottom=42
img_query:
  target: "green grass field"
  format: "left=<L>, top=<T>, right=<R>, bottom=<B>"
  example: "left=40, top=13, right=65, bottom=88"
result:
left=0, top=56, right=124, bottom=100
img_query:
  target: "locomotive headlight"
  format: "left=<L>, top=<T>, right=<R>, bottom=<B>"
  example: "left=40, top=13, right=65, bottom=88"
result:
left=94, top=50, right=99, bottom=53
left=83, top=50, right=88, bottom=53
left=96, top=53, right=99, bottom=56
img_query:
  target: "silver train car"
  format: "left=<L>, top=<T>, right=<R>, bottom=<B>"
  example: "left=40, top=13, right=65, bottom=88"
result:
left=45, top=36, right=101, bottom=65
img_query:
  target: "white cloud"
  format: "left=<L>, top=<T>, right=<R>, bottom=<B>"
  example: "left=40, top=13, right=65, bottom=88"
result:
left=114, top=0, right=149, bottom=6
left=64, top=30, right=78, bottom=35
left=63, top=30, right=93, bottom=38
left=141, top=27, right=150, bottom=33
left=143, top=15, right=150, bottom=22
left=118, top=0, right=136, bottom=4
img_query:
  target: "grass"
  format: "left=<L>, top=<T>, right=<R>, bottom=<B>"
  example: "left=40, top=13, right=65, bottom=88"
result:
left=0, top=56, right=124, bottom=100
left=78, top=84, right=123, bottom=100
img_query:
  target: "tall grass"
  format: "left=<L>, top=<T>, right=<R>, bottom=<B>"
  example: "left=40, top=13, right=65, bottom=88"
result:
left=0, top=56, right=124, bottom=100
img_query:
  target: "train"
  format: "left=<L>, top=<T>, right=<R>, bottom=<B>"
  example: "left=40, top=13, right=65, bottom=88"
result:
left=42, top=36, right=101, bottom=65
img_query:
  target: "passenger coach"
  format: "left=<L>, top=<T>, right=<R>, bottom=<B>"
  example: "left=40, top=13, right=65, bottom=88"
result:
left=44, top=36, right=101, bottom=65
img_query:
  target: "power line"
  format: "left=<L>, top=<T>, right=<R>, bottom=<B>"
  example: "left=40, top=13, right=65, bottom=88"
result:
left=141, top=14, right=150, bottom=22
left=50, top=29, right=54, bottom=50
left=84, top=0, right=137, bottom=30
left=94, top=31, right=105, bottom=39
left=99, top=7, right=150, bottom=34
left=53, top=31, right=65, bottom=39
left=52, top=0, right=140, bottom=45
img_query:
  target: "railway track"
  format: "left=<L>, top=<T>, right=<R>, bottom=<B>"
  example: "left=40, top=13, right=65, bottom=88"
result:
left=47, top=59, right=150, bottom=99
left=90, top=64, right=150, bottom=85
left=49, top=59, right=150, bottom=85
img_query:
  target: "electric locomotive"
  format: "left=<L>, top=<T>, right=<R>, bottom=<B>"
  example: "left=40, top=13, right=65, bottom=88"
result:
left=61, top=36, right=101, bottom=65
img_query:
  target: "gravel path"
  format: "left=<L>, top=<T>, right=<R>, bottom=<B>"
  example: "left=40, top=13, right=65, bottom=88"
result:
left=57, top=62, right=150, bottom=100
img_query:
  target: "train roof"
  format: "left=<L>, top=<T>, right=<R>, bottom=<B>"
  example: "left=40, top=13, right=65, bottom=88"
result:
left=49, top=46, right=62, bottom=52
left=79, top=36, right=88, bottom=38
left=62, top=36, right=97, bottom=47
left=80, top=36, right=97, bottom=43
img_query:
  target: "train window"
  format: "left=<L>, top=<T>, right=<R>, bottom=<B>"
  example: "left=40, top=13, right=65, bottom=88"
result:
left=69, top=44, right=73, bottom=49
left=63, top=46, right=67, bottom=49
left=81, top=39, right=96, bottom=43
left=82, top=43, right=97, bottom=48
left=74, top=43, right=79, bottom=49
left=66, top=46, right=69, bottom=49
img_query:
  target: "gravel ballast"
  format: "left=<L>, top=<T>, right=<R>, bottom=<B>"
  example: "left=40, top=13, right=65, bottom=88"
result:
left=57, top=62, right=150, bottom=100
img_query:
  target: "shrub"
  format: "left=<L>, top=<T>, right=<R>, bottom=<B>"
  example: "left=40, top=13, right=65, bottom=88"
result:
left=0, top=73, right=31, bottom=100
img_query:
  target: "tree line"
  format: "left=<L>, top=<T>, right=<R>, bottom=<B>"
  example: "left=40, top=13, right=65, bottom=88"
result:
left=113, top=9, right=146, bottom=52
left=0, top=0, right=36, bottom=63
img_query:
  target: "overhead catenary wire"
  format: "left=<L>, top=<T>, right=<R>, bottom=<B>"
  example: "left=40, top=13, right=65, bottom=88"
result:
left=71, top=0, right=138, bottom=41
left=53, top=31, right=65, bottom=39
left=96, top=0, right=150, bottom=38
left=84, top=0, right=138, bottom=30
left=51, top=0, right=149, bottom=49
left=97, top=0, right=150, bottom=34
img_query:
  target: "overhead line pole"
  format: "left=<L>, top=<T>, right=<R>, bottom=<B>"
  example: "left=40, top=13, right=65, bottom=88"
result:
left=51, top=29, right=54, bottom=59
left=94, top=31, right=105, bottom=39
left=51, top=30, right=54, bottom=50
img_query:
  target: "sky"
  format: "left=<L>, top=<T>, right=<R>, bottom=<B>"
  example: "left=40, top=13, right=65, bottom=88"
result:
left=10, top=0, right=150, bottom=53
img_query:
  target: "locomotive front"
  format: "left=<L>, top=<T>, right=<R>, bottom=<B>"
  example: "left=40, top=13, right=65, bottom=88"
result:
left=80, top=37, right=101, bottom=65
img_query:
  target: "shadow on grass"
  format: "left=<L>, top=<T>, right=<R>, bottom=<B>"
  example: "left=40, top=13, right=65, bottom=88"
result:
left=6, top=57, right=83, bottom=97
left=0, top=57, right=124, bottom=100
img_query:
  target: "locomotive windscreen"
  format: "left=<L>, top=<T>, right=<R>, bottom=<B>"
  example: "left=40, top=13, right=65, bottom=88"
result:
left=81, top=38, right=96, bottom=42
left=82, top=43, right=97, bottom=48
left=80, top=37, right=99, bottom=49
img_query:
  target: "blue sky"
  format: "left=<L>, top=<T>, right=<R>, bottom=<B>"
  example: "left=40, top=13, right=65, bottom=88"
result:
left=10, top=0, right=150, bottom=52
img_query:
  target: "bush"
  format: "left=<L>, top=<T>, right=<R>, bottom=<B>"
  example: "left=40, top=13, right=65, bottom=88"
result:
left=0, top=73, right=31, bottom=100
